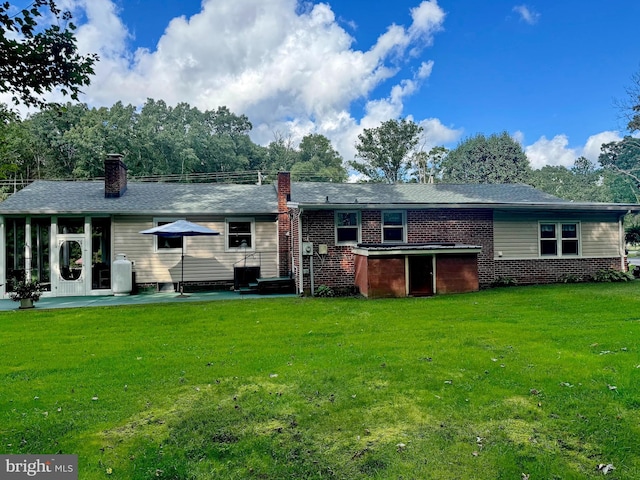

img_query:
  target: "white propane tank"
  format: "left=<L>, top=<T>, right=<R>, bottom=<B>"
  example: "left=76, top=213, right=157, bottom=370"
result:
left=112, top=253, right=132, bottom=296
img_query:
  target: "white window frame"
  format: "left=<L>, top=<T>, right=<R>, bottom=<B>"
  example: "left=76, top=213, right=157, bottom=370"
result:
left=153, top=217, right=185, bottom=253
left=225, top=217, right=255, bottom=252
left=538, top=221, right=581, bottom=257
left=381, top=210, right=407, bottom=243
left=335, top=210, right=361, bottom=245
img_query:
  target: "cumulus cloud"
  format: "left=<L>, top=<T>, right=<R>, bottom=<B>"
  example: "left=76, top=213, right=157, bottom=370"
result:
left=525, top=131, right=623, bottom=170
left=512, top=5, right=540, bottom=25
left=582, top=131, right=623, bottom=162
left=31, top=0, right=454, bottom=163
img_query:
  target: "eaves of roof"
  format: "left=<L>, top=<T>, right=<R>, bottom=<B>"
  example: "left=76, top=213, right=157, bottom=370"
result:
left=288, top=201, right=640, bottom=212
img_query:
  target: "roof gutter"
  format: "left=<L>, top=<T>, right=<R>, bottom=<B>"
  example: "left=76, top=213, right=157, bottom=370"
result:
left=288, top=202, right=640, bottom=212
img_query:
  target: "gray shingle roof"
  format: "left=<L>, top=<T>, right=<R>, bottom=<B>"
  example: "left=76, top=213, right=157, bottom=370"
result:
left=290, top=182, right=573, bottom=206
left=0, top=181, right=279, bottom=215
left=0, top=179, right=635, bottom=215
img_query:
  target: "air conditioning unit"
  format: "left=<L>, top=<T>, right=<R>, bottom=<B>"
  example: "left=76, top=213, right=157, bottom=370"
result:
left=302, top=242, right=313, bottom=256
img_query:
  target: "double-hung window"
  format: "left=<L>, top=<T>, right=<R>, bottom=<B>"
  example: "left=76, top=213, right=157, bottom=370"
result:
left=382, top=210, right=406, bottom=243
left=539, top=222, right=579, bottom=256
left=154, top=218, right=183, bottom=252
left=226, top=218, right=254, bottom=251
left=335, top=211, right=360, bottom=245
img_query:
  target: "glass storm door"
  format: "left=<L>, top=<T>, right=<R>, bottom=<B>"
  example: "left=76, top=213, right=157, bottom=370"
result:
left=56, top=237, right=86, bottom=296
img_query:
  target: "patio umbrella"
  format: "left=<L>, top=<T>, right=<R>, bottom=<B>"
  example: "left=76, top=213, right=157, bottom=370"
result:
left=140, top=220, right=220, bottom=297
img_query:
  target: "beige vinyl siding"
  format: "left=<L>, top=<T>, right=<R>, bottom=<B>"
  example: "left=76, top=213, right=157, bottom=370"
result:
left=114, top=215, right=278, bottom=284
left=494, top=210, right=621, bottom=259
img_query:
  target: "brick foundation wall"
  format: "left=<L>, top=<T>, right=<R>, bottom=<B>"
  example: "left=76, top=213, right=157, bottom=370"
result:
left=494, top=257, right=622, bottom=285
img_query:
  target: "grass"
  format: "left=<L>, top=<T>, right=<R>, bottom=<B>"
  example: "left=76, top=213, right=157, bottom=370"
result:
left=1, top=283, right=639, bottom=479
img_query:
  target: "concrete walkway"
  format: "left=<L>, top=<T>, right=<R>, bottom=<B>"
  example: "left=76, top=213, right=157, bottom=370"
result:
left=0, top=290, right=295, bottom=311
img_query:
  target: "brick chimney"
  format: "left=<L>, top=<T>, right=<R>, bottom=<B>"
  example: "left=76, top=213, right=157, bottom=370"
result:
left=104, top=153, right=128, bottom=198
left=277, top=172, right=291, bottom=277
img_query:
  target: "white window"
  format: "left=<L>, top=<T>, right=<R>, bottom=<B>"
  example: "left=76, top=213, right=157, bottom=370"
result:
left=382, top=210, right=406, bottom=243
left=539, top=222, right=580, bottom=257
left=226, top=218, right=255, bottom=251
left=153, top=218, right=184, bottom=253
left=335, top=211, right=361, bottom=245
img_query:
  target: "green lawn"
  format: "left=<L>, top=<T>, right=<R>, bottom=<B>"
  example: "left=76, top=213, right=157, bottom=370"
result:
left=1, top=283, right=639, bottom=479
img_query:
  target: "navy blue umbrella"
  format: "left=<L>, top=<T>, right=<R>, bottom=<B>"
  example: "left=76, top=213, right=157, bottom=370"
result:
left=140, top=220, right=220, bottom=296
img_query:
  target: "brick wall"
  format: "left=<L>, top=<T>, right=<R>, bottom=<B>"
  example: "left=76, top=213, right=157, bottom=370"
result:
left=407, top=209, right=494, bottom=286
left=290, top=206, right=622, bottom=292
left=495, top=257, right=622, bottom=284
left=277, top=172, right=291, bottom=277
left=104, top=154, right=128, bottom=198
left=299, top=210, right=356, bottom=291
left=298, top=208, right=495, bottom=291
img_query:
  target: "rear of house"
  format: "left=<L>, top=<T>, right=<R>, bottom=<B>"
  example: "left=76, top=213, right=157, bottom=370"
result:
left=0, top=156, right=282, bottom=298
left=280, top=176, right=633, bottom=298
left=0, top=156, right=635, bottom=299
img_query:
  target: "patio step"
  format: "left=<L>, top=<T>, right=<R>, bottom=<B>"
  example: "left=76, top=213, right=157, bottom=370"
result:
left=238, top=283, right=259, bottom=295
left=256, top=277, right=296, bottom=294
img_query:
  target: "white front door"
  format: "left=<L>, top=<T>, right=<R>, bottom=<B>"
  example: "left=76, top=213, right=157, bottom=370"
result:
left=55, top=236, right=86, bottom=296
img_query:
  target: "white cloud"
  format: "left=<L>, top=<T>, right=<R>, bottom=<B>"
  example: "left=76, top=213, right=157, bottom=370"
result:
left=582, top=131, right=622, bottom=162
left=526, top=135, right=577, bottom=169
left=512, top=5, right=540, bottom=25
left=525, top=131, right=623, bottom=170
left=43, top=0, right=448, bottom=165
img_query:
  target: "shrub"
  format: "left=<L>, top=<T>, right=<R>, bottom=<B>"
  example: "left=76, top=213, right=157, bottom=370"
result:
left=558, top=273, right=583, bottom=284
left=591, top=268, right=634, bottom=283
left=315, top=285, right=335, bottom=297
left=625, top=224, right=640, bottom=245
left=492, top=276, right=517, bottom=287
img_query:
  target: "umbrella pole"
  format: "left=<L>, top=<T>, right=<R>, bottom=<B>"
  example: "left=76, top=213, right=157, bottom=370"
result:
left=178, top=240, right=188, bottom=297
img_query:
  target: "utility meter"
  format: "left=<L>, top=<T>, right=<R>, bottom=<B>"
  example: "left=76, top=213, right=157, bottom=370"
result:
left=302, top=242, right=313, bottom=256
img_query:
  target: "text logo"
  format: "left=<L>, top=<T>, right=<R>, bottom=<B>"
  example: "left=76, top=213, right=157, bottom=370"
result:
left=0, top=455, right=77, bottom=479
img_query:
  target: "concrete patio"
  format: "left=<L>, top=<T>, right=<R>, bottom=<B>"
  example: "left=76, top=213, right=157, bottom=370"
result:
left=0, top=290, right=296, bottom=311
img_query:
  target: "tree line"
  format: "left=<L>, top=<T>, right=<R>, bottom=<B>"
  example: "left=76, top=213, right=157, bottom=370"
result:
left=1, top=99, right=639, bottom=205
left=1, top=0, right=639, bottom=204
left=0, top=100, right=348, bottom=188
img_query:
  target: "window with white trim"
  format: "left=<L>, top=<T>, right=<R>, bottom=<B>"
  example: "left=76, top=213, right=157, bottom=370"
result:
left=382, top=210, right=406, bottom=243
left=226, top=218, right=255, bottom=251
left=154, top=218, right=183, bottom=252
left=539, top=222, right=579, bottom=256
left=335, top=211, right=360, bottom=244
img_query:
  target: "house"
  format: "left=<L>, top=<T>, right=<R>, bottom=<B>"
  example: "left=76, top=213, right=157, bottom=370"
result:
left=284, top=179, right=637, bottom=297
left=0, top=155, right=284, bottom=298
left=0, top=154, right=637, bottom=299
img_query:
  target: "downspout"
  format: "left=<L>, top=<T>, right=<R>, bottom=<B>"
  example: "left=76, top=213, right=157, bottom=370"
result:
left=297, top=208, right=304, bottom=294
left=621, top=211, right=630, bottom=271
left=309, top=253, right=315, bottom=296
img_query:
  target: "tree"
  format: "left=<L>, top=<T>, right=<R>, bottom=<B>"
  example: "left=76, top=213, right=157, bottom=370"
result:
left=290, top=134, right=347, bottom=182
left=411, top=146, right=448, bottom=183
left=0, top=1, right=98, bottom=107
left=599, top=136, right=640, bottom=194
left=351, top=118, right=423, bottom=183
left=616, top=68, right=640, bottom=134
left=530, top=157, right=612, bottom=202
left=441, top=132, right=531, bottom=184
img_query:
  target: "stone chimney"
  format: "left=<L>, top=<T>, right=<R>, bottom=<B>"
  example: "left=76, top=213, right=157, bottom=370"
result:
left=104, top=153, right=128, bottom=198
left=277, top=172, right=291, bottom=277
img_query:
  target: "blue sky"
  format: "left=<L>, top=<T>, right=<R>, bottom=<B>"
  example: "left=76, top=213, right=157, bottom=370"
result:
left=8, top=0, right=640, bottom=169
